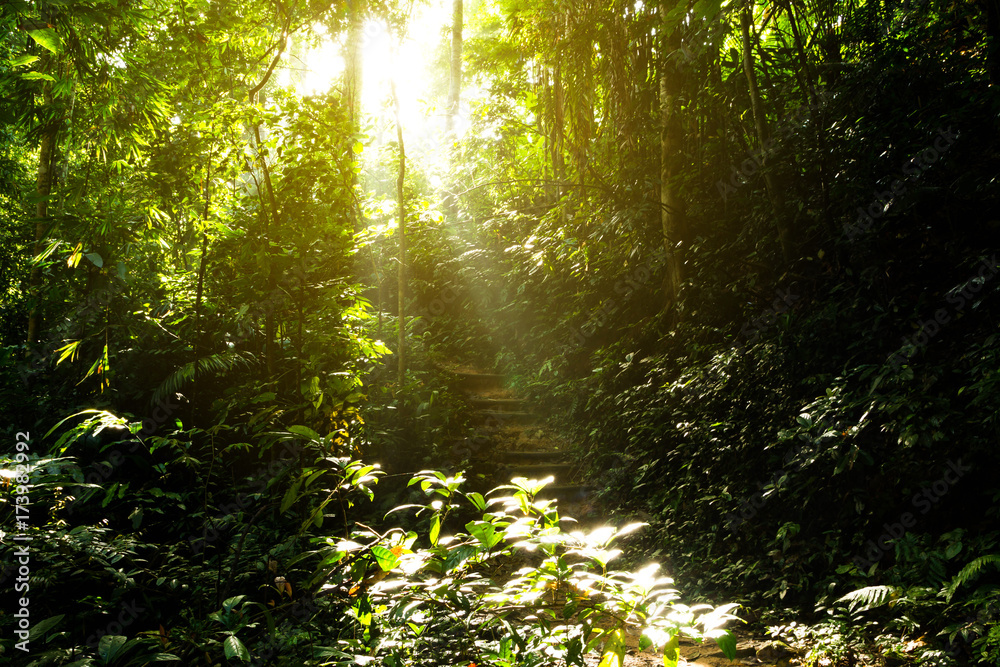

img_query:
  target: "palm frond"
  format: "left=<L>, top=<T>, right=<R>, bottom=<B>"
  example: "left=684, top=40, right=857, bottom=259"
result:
left=946, top=555, right=1000, bottom=601
left=152, top=351, right=260, bottom=405
left=837, top=585, right=902, bottom=612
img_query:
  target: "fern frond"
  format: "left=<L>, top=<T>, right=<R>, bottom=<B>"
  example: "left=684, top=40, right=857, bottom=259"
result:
left=946, top=555, right=1000, bottom=601
left=837, top=585, right=902, bottom=612
left=152, top=351, right=259, bottom=405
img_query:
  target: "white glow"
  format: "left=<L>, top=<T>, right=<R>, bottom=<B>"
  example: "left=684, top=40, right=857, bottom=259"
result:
left=295, top=2, right=481, bottom=197
left=301, top=42, right=345, bottom=96
left=359, top=5, right=453, bottom=149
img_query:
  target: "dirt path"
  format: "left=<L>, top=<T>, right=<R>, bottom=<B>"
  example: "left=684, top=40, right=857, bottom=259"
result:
left=446, top=366, right=795, bottom=667
left=581, top=632, right=780, bottom=667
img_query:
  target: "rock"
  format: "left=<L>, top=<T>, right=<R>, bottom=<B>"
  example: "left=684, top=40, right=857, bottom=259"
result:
left=756, top=640, right=796, bottom=663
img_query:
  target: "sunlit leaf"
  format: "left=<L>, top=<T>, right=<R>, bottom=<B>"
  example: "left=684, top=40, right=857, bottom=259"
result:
left=287, top=425, right=321, bottom=441
left=372, top=545, right=400, bottom=571
left=27, top=28, right=61, bottom=53
left=663, top=633, right=680, bottom=667
left=429, top=514, right=441, bottom=545
left=598, top=628, right=625, bottom=667
left=10, top=54, right=39, bottom=67
left=224, top=635, right=250, bottom=662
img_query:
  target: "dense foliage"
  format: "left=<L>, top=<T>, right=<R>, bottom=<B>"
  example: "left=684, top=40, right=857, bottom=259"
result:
left=2, top=0, right=1000, bottom=664
left=420, top=0, right=1000, bottom=664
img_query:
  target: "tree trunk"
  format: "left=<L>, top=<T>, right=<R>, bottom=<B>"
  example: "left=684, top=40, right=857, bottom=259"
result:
left=444, top=0, right=462, bottom=219
left=391, top=77, right=407, bottom=386
left=740, top=6, right=792, bottom=262
left=552, top=63, right=566, bottom=185
left=446, top=0, right=463, bottom=134
left=193, top=158, right=212, bottom=404
left=253, top=124, right=280, bottom=379
left=658, top=0, right=686, bottom=306
left=26, top=58, right=57, bottom=345
left=577, top=37, right=592, bottom=194
left=344, top=0, right=365, bottom=125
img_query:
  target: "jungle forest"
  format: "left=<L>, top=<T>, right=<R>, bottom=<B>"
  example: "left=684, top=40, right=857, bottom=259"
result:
left=1, top=0, right=999, bottom=664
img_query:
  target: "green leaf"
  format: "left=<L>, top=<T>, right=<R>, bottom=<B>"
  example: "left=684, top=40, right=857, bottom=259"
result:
left=223, top=636, right=250, bottom=662
left=280, top=479, right=303, bottom=513
left=837, top=585, right=900, bottom=612
left=467, top=492, right=486, bottom=511
left=598, top=628, right=625, bottom=667
left=21, top=71, right=55, bottom=81
left=27, top=615, right=64, bottom=642
left=98, top=635, right=128, bottom=661
left=27, top=28, right=61, bottom=54
left=136, top=653, right=181, bottom=662
left=429, top=514, right=441, bottom=545
left=304, top=468, right=326, bottom=489
left=372, top=545, right=399, bottom=571
left=691, top=0, right=723, bottom=23
left=54, top=340, right=80, bottom=365
left=222, top=596, right=246, bottom=613
left=288, top=425, right=321, bottom=441
left=10, top=54, right=39, bottom=67
left=85, top=252, right=103, bottom=268
left=716, top=631, right=738, bottom=661
left=663, top=633, right=680, bottom=667
left=466, top=520, right=502, bottom=549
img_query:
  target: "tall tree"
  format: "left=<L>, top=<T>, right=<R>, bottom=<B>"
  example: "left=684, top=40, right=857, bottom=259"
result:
left=444, top=0, right=463, bottom=219
left=345, top=0, right=366, bottom=125
left=659, top=0, right=686, bottom=305
left=26, top=49, right=56, bottom=345
left=392, top=75, right=407, bottom=385
left=446, top=0, right=463, bottom=136
left=740, top=4, right=792, bottom=262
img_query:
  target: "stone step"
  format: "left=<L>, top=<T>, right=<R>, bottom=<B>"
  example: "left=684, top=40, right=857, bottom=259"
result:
left=501, top=462, right=576, bottom=477
left=500, top=450, right=566, bottom=462
left=453, top=371, right=506, bottom=391
left=468, top=397, right=524, bottom=412
left=471, top=410, right=535, bottom=425
left=537, top=485, right=593, bottom=502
